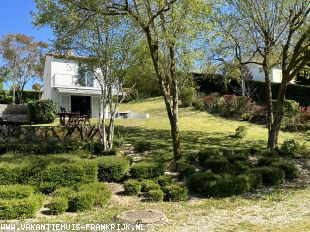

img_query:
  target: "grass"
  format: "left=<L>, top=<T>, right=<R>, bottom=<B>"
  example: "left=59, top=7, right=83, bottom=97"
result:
left=5, top=97, right=310, bottom=231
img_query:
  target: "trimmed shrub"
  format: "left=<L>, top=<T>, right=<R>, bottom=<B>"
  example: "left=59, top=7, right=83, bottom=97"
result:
left=204, top=157, right=230, bottom=174
left=52, top=187, right=76, bottom=199
left=180, top=86, right=195, bottom=107
left=156, top=175, right=176, bottom=187
left=246, top=172, right=263, bottom=190
left=198, top=149, right=220, bottom=166
left=124, top=179, right=142, bottom=196
left=68, top=192, right=95, bottom=212
left=96, top=156, right=130, bottom=182
left=280, top=139, right=301, bottom=157
left=77, top=182, right=112, bottom=207
left=271, top=161, right=299, bottom=179
left=145, top=190, right=164, bottom=202
left=134, top=141, right=151, bottom=152
left=253, top=167, right=285, bottom=185
left=212, top=175, right=250, bottom=197
left=0, top=194, right=44, bottom=220
left=257, top=156, right=281, bottom=167
left=0, top=163, right=31, bottom=185
left=186, top=171, right=219, bottom=195
left=29, top=160, right=97, bottom=194
left=175, top=161, right=196, bottom=179
left=226, top=153, right=249, bottom=163
left=163, top=184, right=188, bottom=202
left=0, top=185, right=34, bottom=199
left=229, top=161, right=250, bottom=175
left=141, top=180, right=161, bottom=192
left=48, top=197, right=68, bottom=215
left=28, top=100, right=57, bottom=123
left=130, top=162, right=164, bottom=179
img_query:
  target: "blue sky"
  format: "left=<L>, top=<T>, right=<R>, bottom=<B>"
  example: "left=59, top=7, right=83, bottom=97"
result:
left=0, top=0, right=54, bottom=90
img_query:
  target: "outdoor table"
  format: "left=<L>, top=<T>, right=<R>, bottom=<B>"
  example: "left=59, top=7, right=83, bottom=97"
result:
left=57, top=112, right=79, bottom=125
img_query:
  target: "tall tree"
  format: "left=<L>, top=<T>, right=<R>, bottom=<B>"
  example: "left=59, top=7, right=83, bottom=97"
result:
left=270, top=1, right=310, bottom=148
left=34, top=0, right=210, bottom=160
left=226, top=0, right=309, bottom=149
left=0, top=34, right=47, bottom=104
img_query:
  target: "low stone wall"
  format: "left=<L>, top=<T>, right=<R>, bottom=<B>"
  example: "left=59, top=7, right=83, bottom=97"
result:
left=0, top=104, right=28, bottom=122
left=0, top=125, right=100, bottom=141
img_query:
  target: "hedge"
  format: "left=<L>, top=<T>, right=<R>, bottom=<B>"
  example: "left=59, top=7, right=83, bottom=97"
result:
left=29, top=160, right=98, bottom=194
left=0, top=194, right=44, bottom=219
left=195, top=75, right=310, bottom=106
left=145, top=190, right=164, bottom=202
left=0, top=163, right=31, bottom=185
left=130, top=162, right=164, bottom=179
left=230, top=80, right=310, bottom=106
left=124, top=179, right=142, bottom=196
left=0, top=90, right=40, bottom=104
left=163, top=184, right=188, bottom=202
left=48, top=197, right=68, bottom=215
left=68, top=191, right=95, bottom=212
left=77, top=182, right=112, bottom=207
left=96, top=156, right=130, bottom=182
left=0, top=185, right=35, bottom=199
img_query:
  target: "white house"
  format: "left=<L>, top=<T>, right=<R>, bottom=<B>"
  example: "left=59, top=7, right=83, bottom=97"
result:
left=247, top=64, right=295, bottom=83
left=42, top=54, right=106, bottom=118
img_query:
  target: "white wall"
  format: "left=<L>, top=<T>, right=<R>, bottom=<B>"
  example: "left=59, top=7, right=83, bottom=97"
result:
left=248, top=64, right=284, bottom=83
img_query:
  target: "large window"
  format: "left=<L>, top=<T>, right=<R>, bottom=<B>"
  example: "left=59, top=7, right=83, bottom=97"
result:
left=85, top=71, right=94, bottom=87
left=77, top=71, right=94, bottom=87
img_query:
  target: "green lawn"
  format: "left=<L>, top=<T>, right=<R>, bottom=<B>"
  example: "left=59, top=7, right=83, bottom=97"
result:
left=13, top=97, right=310, bottom=231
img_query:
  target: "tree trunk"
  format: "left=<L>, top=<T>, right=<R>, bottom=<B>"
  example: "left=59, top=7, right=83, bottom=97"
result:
left=263, top=61, right=274, bottom=149
left=269, top=82, right=287, bottom=149
left=144, top=27, right=181, bottom=160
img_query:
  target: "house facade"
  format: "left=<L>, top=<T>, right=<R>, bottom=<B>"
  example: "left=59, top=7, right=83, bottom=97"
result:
left=247, top=64, right=295, bottom=83
left=42, top=54, right=105, bottom=118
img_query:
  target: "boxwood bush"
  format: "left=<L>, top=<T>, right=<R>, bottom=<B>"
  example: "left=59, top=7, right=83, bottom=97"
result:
left=0, top=194, right=44, bottom=219
left=0, top=185, right=34, bottom=199
left=77, top=182, right=112, bottom=207
left=212, top=174, right=250, bottom=197
left=68, top=192, right=95, bottom=212
left=252, top=167, right=285, bottom=185
left=204, top=157, right=230, bottom=174
left=96, top=156, right=130, bottom=182
left=198, top=149, right=220, bottom=166
left=156, top=175, right=176, bottom=187
left=145, top=189, right=164, bottom=202
left=28, top=100, right=57, bottom=124
left=175, top=161, right=196, bottom=179
left=271, top=161, right=299, bottom=179
left=163, top=184, right=188, bottom=202
left=52, top=187, right=76, bottom=199
left=141, top=180, right=161, bottom=192
left=0, top=163, right=31, bottom=185
left=29, top=160, right=97, bottom=194
left=186, top=171, right=219, bottom=196
left=130, top=162, right=164, bottom=179
left=124, top=179, right=142, bottom=196
left=48, top=197, right=68, bottom=215
left=246, top=172, right=263, bottom=190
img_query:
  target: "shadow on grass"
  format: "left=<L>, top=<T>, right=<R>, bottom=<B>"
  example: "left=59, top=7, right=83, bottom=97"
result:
left=116, top=126, right=266, bottom=165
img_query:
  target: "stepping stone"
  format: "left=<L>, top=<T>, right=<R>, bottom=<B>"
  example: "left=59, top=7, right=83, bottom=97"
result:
left=117, top=209, right=166, bottom=225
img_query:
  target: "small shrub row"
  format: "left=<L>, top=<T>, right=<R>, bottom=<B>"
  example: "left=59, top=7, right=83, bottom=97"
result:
left=130, top=162, right=164, bottom=179
left=0, top=185, right=34, bottom=199
left=0, top=194, right=44, bottom=220
left=29, top=160, right=98, bottom=194
left=96, top=156, right=131, bottom=182
left=50, top=182, right=112, bottom=214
